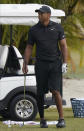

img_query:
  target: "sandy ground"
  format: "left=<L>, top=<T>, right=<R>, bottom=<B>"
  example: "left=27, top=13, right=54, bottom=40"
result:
left=47, top=79, right=84, bottom=108
left=63, top=79, right=84, bottom=107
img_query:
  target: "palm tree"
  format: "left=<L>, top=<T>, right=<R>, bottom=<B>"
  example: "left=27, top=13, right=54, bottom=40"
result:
left=1, top=0, right=84, bottom=71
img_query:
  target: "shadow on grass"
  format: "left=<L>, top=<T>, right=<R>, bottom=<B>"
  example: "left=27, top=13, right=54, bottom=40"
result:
left=0, top=116, right=12, bottom=121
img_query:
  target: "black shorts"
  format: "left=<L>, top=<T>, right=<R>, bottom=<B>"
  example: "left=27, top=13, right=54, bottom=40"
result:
left=35, top=59, right=62, bottom=95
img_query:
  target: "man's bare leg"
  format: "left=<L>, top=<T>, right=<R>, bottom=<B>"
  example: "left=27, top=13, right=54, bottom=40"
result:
left=51, top=90, right=65, bottom=128
left=51, top=90, right=64, bottom=119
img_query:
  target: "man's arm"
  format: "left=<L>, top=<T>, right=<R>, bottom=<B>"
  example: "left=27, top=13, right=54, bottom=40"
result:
left=59, top=38, right=68, bottom=63
left=24, top=44, right=33, bottom=64
left=22, top=44, right=33, bottom=73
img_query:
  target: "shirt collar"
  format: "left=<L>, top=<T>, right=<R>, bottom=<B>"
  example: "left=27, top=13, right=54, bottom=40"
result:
left=38, top=20, right=53, bottom=27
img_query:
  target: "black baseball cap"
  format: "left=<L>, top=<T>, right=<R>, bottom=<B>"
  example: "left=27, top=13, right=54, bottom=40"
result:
left=35, top=5, right=51, bottom=14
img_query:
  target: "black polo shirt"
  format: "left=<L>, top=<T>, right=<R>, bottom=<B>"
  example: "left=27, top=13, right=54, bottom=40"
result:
left=28, top=20, right=65, bottom=61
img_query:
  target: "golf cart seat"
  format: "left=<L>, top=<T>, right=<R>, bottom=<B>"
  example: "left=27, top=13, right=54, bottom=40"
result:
left=11, top=46, right=35, bottom=75
left=11, top=46, right=23, bottom=74
left=0, top=45, right=22, bottom=75
left=0, top=45, right=9, bottom=74
left=0, top=44, right=35, bottom=76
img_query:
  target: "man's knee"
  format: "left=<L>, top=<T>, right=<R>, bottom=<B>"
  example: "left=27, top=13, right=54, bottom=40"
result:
left=51, top=90, right=60, bottom=96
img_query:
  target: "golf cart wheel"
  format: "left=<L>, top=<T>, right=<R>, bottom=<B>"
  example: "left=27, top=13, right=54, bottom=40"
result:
left=10, top=94, right=38, bottom=121
left=0, top=109, right=10, bottom=118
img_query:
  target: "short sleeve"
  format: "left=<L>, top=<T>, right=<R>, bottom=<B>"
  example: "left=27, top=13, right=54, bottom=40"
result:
left=58, top=24, right=65, bottom=40
left=28, top=28, right=35, bottom=46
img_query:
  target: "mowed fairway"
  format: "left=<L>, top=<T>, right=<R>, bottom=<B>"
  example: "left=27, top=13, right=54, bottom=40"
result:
left=0, top=108, right=84, bottom=131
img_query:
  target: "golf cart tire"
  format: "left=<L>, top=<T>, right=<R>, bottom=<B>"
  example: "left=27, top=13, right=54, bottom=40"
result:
left=10, top=94, right=38, bottom=121
left=0, top=109, right=10, bottom=119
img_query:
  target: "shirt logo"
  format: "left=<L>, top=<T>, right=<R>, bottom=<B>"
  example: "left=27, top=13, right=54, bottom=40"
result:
left=50, top=28, right=55, bottom=31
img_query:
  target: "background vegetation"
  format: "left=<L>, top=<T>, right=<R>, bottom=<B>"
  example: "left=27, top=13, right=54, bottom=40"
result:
left=0, top=0, right=84, bottom=78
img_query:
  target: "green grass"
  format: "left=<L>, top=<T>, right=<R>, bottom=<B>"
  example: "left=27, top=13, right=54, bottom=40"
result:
left=0, top=108, right=84, bottom=131
left=62, top=63, right=84, bottom=79
left=63, top=68, right=84, bottom=79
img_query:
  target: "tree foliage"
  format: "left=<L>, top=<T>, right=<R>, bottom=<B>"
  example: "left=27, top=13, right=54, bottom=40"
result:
left=0, top=0, right=84, bottom=70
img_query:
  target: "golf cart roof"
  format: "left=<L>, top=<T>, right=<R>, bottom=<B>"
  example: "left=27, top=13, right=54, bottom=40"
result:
left=0, top=4, right=65, bottom=25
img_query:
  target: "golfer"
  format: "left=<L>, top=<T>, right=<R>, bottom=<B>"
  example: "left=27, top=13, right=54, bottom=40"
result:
left=23, top=5, right=68, bottom=128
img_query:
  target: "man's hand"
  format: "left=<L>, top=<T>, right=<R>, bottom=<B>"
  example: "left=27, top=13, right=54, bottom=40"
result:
left=62, top=63, right=67, bottom=73
left=22, top=62, right=28, bottom=74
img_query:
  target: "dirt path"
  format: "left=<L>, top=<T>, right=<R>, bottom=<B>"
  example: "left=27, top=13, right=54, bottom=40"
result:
left=47, top=79, right=84, bottom=108
left=63, top=79, right=84, bottom=107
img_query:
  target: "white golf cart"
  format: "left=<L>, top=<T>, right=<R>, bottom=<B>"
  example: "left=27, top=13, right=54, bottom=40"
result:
left=0, top=4, right=66, bottom=121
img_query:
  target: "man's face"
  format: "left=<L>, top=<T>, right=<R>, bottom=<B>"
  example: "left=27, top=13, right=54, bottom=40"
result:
left=38, top=12, right=50, bottom=23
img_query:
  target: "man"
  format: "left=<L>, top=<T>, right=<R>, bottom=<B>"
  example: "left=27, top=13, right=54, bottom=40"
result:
left=23, top=5, right=68, bottom=128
